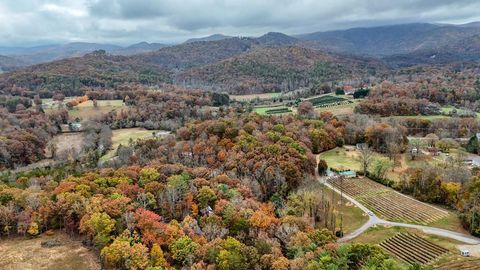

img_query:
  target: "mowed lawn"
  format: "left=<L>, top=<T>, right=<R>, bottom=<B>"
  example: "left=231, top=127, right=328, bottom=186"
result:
left=323, top=187, right=369, bottom=234
left=68, top=100, right=125, bottom=121
left=101, top=128, right=167, bottom=161
left=319, top=146, right=444, bottom=182
left=319, top=147, right=363, bottom=172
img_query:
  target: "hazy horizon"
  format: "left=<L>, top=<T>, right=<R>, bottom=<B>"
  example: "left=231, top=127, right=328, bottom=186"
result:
left=1, top=0, right=480, bottom=47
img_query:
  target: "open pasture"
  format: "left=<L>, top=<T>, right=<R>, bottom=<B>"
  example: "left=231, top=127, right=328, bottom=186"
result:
left=101, top=128, right=168, bottom=161
left=0, top=231, right=100, bottom=270
left=327, top=177, right=449, bottom=224
left=68, top=99, right=124, bottom=121
left=379, top=233, right=449, bottom=265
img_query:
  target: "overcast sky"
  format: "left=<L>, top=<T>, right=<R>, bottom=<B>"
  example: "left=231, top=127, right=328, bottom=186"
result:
left=1, top=0, right=480, bottom=46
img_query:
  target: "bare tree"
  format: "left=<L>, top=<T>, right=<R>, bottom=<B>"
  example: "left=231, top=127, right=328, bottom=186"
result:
left=358, top=144, right=374, bottom=176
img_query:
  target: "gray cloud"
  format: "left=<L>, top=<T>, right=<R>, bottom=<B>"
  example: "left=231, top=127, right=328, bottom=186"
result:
left=0, top=0, right=479, bottom=46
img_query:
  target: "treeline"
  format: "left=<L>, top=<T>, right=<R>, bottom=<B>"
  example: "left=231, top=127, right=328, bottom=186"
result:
left=0, top=97, right=68, bottom=169
left=0, top=51, right=172, bottom=97
left=397, top=165, right=480, bottom=236
left=355, top=81, right=440, bottom=116
left=100, top=88, right=226, bottom=131
left=176, top=47, right=383, bottom=94
left=106, top=114, right=343, bottom=199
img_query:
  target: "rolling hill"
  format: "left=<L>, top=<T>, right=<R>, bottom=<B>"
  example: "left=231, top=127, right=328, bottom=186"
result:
left=0, top=55, right=26, bottom=73
left=176, top=46, right=386, bottom=94
left=184, top=34, right=232, bottom=43
left=0, top=50, right=171, bottom=96
left=134, top=37, right=258, bottom=69
left=297, top=23, right=480, bottom=58
left=383, top=34, right=480, bottom=67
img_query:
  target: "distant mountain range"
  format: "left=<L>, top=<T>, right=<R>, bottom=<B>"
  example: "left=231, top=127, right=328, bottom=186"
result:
left=1, top=22, right=479, bottom=68
left=0, top=42, right=169, bottom=66
left=1, top=21, right=480, bottom=94
left=184, top=34, right=232, bottom=43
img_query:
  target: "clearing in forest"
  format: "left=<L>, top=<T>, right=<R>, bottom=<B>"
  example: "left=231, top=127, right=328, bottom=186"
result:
left=101, top=128, right=169, bottom=161
left=68, top=99, right=125, bottom=121
left=0, top=231, right=100, bottom=270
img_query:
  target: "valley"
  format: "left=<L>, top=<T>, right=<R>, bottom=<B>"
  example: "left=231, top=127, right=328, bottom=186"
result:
left=1, top=5, right=480, bottom=269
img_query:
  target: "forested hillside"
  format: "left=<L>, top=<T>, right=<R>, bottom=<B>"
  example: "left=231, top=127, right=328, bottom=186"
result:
left=177, top=46, right=385, bottom=94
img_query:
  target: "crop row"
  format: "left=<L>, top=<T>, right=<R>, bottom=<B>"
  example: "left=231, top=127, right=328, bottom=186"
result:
left=306, top=95, right=347, bottom=107
left=315, top=100, right=353, bottom=108
left=265, top=107, right=292, bottom=114
left=327, top=177, right=448, bottom=224
left=380, top=233, right=449, bottom=265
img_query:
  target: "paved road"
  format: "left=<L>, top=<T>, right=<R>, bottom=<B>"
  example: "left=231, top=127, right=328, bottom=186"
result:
left=318, top=175, right=480, bottom=245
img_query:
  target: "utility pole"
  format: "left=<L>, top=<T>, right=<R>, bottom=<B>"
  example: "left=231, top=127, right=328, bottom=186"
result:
left=340, top=176, right=344, bottom=236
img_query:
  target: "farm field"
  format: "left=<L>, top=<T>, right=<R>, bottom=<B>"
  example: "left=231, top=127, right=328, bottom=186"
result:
left=43, top=98, right=125, bottom=121
left=315, top=99, right=359, bottom=115
left=305, top=94, right=351, bottom=108
left=327, top=177, right=457, bottom=227
left=0, top=231, right=100, bottom=270
left=46, top=133, right=84, bottom=158
left=252, top=106, right=292, bottom=115
left=352, top=226, right=476, bottom=268
left=230, top=92, right=281, bottom=102
left=379, top=232, right=449, bottom=265
left=68, top=100, right=124, bottom=121
left=101, top=128, right=169, bottom=161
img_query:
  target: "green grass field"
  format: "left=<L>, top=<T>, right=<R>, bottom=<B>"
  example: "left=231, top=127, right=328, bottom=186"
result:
left=389, top=115, right=450, bottom=121
left=323, top=187, right=369, bottom=234
left=319, top=147, right=363, bottom=172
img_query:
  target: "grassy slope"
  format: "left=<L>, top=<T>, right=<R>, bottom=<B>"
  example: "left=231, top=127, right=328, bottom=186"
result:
left=68, top=100, right=124, bottom=121
left=100, top=128, right=160, bottom=161
left=323, top=186, right=369, bottom=234
left=320, top=147, right=465, bottom=232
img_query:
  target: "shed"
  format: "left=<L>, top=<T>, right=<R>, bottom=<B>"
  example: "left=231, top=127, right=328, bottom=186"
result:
left=339, top=170, right=356, bottom=178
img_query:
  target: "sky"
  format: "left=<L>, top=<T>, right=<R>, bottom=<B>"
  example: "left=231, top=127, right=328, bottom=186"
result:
left=0, top=0, right=480, bottom=46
